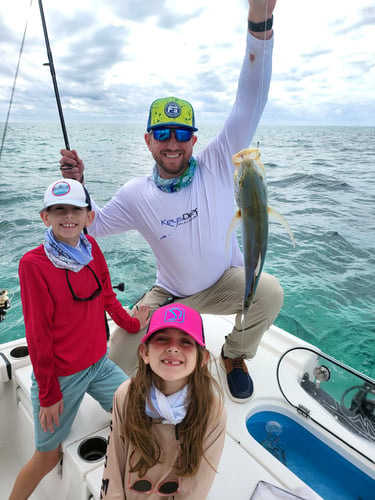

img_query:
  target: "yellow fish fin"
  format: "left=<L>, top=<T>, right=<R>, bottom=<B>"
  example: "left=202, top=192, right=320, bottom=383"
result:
left=254, top=252, right=262, bottom=276
left=268, top=206, right=296, bottom=249
left=226, top=209, right=241, bottom=256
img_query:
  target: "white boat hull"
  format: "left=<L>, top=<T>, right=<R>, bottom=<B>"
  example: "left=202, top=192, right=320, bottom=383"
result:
left=1, top=315, right=374, bottom=499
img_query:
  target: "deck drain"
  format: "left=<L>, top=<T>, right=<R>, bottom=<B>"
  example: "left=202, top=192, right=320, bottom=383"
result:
left=10, top=345, right=29, bottom=358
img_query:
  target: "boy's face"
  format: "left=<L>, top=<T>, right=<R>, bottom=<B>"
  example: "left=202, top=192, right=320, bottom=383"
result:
left=40, top=205, right=94, bottom=246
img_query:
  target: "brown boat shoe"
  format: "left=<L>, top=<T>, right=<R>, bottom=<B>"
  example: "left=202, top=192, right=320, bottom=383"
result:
left=220, top=347, right=254, bottom=403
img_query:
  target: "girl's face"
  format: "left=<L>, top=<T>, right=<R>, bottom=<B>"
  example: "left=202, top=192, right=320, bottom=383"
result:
left=140, top=328, right=199, bottom=395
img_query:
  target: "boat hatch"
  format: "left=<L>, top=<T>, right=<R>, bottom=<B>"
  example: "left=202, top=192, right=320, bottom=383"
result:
left=276, top=346, right=375, bottom=463
left=247, top=410, right=375, bottom=500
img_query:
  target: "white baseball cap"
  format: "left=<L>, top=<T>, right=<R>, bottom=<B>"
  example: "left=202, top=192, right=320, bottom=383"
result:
left=41, top=179, right=90, bottom=211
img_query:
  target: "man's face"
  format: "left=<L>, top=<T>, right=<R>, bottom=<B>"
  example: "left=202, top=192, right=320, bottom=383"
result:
left=144, top=127, right=197, bottom=179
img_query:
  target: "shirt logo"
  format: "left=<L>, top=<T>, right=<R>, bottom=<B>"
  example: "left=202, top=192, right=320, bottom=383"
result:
left=161, top=208, right=198, bottom=228
left=160, top=208, right=198, bottom=240
left=164, top=307, right=185, bottom=324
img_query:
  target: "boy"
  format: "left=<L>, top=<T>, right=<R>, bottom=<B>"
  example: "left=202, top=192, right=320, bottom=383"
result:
left=9, top=179, right=149, bottom=499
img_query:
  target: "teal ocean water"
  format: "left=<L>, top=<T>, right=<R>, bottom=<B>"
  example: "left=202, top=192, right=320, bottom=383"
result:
left=1, top=123, right=374, bottom=379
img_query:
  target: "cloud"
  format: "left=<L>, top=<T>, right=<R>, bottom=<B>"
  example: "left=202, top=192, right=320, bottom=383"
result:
left=336, top=5, right=375, bottom=33
left=0, top=0, right=374, bottom=126
left=108, top=0, right=204, bottom=27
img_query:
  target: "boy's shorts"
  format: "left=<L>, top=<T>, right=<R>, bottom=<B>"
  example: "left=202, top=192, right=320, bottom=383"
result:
left=31, top=355, right=127, bottom=452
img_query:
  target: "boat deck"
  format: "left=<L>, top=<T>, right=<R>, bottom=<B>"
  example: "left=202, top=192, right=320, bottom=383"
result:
left=1, top=314, right=373, bottom=499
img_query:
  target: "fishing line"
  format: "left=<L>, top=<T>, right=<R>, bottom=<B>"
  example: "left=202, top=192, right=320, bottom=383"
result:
left=256, top=3, right=269, bottom=134
left=0, top=0, right=71, bottom=161
left=0, top=0, right=34, bottom=163
left=240, top=2, right=270, bottom=350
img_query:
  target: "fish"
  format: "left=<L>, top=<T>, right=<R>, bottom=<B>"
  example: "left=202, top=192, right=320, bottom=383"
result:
left=227, top=148, right=295, bottom=322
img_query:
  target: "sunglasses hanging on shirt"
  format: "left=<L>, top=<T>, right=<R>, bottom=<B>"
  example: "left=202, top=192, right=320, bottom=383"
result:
left=65, top=265, right=102, bottom=302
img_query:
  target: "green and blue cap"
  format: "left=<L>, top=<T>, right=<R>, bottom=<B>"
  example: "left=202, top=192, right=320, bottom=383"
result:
left=147, top=97, right=198, bottom=132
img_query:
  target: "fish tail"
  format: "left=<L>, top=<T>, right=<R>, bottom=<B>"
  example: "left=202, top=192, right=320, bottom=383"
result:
left=242, top=294, right=253, bottom=325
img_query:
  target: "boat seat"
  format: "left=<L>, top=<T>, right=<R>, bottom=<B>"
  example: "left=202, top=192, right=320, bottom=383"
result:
left=14, top=365, right=34, bottom=417
left=13, top=364, right=111, bottom=451
left=86, top=465, right=104, bottom=500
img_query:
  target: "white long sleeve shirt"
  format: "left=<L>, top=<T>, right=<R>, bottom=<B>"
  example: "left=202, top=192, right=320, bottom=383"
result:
left=89, top=33, right=274, bottom=297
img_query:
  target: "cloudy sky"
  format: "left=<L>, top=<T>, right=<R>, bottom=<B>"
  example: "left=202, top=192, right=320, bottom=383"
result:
left=0, top=0, right=374, bottom=126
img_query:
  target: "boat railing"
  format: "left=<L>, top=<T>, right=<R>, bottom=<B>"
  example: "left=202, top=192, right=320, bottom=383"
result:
left=276, top=346, right=375, bottom=465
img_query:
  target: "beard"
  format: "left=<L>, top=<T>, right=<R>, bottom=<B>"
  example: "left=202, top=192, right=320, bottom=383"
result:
left=152, top=152, right=191, bottom=179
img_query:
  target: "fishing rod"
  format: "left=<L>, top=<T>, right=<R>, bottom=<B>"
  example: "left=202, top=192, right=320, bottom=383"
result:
left=0, top=0, right=33, bottom=163
left=38, top=0, right=70, bottom=151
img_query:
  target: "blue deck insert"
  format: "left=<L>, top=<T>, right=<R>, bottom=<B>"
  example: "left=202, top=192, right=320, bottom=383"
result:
left=246, top=410, right=375, bottom=500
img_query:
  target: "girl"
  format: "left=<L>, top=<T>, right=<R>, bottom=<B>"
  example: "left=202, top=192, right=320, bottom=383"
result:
left=101, top=303, right=226, bottom=499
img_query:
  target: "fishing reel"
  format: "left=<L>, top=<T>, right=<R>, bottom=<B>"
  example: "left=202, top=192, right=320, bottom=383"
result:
left=0, top=289, right=12, bottom=322
left=341, top=383, right=375, bottom=422
left=113, top=282, right=125, bottom=292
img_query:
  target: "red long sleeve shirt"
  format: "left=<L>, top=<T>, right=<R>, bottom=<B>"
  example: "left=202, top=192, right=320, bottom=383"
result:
left=19, top=235, right=139, bottom=407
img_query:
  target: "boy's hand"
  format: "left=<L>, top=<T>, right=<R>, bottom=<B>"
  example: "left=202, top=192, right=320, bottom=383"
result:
left=133, top=305, right=151, bottom=330
left=39, top=399, right=64, bottom=433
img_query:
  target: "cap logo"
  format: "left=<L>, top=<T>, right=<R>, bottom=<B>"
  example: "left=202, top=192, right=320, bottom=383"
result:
left=164, top=306, right=185, bottom=324
left=52, top=181, right=71, bottom=197
left=164, top=101, right=181, bottom=119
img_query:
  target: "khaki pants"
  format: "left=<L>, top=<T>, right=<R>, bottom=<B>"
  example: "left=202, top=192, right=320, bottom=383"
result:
left=109, top=268, right=283, bottom=375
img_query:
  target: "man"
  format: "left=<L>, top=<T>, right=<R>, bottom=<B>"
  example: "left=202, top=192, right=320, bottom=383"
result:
left=60, top=0, right=281, bottom=403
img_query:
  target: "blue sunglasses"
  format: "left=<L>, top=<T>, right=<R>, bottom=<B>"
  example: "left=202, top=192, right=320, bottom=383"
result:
left=152, top=128, right=193, bottom=142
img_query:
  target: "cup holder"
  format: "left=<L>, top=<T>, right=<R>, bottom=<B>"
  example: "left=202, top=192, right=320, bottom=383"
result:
left=78, top=436, right=107, bottom=462
left=10, top=345, right=29, bottom=358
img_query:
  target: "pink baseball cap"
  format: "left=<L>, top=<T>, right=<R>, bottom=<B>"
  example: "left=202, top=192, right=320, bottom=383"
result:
left=141, top=303, right=205, bottom=346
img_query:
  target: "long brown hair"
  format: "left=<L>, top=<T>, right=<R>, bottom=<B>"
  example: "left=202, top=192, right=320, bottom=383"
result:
left=123, top=343, right=222, bottom=477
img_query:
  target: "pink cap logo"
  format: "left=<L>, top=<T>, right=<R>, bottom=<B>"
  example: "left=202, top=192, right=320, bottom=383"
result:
left=164, top=307, right=185, bottom=324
